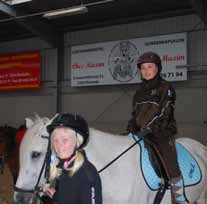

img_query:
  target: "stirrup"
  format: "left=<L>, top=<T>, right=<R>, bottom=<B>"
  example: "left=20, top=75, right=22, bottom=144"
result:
left=170, top=177, right=187, bottom=204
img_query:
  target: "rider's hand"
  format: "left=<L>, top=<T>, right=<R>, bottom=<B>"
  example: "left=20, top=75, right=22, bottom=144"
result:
left=139, top=128, right=152, bottom=138
left=127, top=117, right=140, bottom=134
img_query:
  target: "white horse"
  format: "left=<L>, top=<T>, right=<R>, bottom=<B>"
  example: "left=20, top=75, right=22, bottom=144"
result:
left=14, top=115, right=207, bottom=204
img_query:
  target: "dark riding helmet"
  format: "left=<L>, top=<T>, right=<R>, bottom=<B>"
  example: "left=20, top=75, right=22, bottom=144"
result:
left=137, top=51, right=162, bottom=72
left=47, top=113, right=89, bottom=149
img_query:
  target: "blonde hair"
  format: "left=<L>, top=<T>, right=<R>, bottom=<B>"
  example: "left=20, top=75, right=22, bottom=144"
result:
left=49, top=127, right=85, bottom=184
left=49, top=151, right=84, bottom=182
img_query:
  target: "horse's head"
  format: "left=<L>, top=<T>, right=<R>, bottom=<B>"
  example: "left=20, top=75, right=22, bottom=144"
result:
left=14, top=114, right=53, bottom=204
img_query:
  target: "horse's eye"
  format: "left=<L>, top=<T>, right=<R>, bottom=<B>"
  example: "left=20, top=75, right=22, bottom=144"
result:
left=31, top=151, right=41, bottom=159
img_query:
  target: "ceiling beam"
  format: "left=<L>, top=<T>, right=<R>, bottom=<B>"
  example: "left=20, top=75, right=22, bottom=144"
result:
left=190, top=0, right=207, bottom=26
left=0, top=1, right=59, bottom=47
left=16, top=18, right=59, bottom=47
left=0, top=0, right=17, bottom=16
left=61, top=8, right=194, bottom=32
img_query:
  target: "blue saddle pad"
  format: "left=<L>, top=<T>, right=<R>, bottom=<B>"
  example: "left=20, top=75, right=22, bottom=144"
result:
left=129, top=133, right=202, bottom=191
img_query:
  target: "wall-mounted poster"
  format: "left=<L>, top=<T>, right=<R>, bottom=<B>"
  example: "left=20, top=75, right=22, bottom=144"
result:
left=0, top=50, right=40, bottom=90
left=71, top=33, right=187, bottom=87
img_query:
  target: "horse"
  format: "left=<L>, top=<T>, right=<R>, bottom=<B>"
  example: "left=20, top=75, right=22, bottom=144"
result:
left=14, top=115, right=207, bottom=204
left=0, top=125, right=19, bottom=184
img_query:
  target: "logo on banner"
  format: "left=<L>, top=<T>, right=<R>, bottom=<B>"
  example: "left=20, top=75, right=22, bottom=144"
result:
left=108, top=41, right=138, bottom=82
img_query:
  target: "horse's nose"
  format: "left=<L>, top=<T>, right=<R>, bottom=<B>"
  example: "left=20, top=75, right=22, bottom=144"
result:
left=14, top=192, right=31, bottom=204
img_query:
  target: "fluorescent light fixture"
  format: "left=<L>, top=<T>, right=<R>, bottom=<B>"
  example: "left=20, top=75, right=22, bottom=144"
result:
left=43, top=5, right=88, bottom=19
left=2, top=0, right=32, bottom=5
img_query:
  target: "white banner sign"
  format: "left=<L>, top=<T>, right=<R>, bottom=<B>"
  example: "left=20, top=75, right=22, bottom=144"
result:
left=71, top=33, right=187, bottom=87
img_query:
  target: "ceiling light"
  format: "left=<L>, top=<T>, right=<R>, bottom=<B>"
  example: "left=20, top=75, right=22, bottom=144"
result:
left=1, top=0, right=32, bottom=5
left=43, top=5, right=88, bottom=19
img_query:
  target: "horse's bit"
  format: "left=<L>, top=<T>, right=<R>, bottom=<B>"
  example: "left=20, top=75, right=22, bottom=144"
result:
left=14, top=135, right=51, bottom=203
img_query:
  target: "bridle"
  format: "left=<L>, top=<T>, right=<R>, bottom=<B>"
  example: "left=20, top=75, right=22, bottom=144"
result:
left=14, top=135, right=51, bottom=203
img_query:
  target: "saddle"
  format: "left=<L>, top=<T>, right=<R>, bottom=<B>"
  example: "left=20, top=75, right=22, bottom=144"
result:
left=130, top=133, right=202, bottom=191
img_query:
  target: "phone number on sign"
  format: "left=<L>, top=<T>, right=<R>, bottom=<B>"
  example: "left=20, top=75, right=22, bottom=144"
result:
left=161, top=71, right=183, bottom=78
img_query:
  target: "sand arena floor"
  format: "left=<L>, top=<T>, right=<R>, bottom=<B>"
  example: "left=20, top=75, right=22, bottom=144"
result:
left=0, top=165, right=14, bottom=204
left=0, top=164, right=206, bottom=204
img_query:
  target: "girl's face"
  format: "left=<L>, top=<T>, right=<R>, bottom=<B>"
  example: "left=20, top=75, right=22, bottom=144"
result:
left=52, top=128, right=77, bottom=159
left=140, top=62, right=158, bottom=80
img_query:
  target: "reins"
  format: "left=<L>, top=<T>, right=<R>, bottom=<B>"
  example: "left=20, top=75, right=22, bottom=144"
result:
left=98, top=138, right=141, bottom=173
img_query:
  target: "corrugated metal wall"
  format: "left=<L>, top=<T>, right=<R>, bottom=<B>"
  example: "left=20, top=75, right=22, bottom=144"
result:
left=0, top=14, right=207, bottom=144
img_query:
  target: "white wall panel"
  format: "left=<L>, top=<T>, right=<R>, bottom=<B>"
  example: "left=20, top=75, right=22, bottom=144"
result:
left=0, top=91, right=55, bottom=127
left=175, top=84, right=207, bottom=143
left=61, top=87, right=133, bottom=133
left=0, top=37, right=50, bottom=54
left=188, top=30, right=207, bottom=65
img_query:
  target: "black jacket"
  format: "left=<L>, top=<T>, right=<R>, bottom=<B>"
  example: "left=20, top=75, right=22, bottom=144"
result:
left=53, top=153, right=102, bottom=204
left=127, top=75, right=177, bottom=142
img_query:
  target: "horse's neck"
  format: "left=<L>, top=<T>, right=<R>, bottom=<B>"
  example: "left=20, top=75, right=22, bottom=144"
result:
left=89, top=128, right=134, bottom=151
left=86, top=128, right=139, bottom=168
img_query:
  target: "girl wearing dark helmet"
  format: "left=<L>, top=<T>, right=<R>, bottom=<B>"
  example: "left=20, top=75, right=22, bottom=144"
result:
left=127, top=52, right=189, bottom=204
left=44, top=113, right=102, bottom=204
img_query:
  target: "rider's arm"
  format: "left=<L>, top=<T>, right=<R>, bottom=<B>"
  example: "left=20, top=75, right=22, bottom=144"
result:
left=127, top=90, right=141, bottom=133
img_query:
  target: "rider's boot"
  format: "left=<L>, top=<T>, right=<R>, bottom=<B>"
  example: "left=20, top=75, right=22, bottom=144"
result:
left=170, top=176, right=189, bottom=204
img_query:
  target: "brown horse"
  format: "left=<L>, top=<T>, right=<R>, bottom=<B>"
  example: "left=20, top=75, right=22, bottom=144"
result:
left=0, top=125, right=19, bottom=184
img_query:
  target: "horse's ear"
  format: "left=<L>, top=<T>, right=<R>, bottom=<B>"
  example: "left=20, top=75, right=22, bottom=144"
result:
left=33, top=112, right=40, bottom=121
left=25, top=118, right=34, bottom=128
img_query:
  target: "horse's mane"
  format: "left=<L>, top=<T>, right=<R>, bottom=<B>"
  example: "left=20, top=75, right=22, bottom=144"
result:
left=89, top=127, right=128, bottom=138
